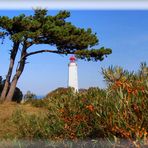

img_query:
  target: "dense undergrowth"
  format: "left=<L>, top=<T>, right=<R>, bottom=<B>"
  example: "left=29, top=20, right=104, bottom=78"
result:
left=0, top=63, right=147, bottom=147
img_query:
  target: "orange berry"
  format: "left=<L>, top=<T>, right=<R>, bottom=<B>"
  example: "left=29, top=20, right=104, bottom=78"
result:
left=86, top=104, right=94, bottom=111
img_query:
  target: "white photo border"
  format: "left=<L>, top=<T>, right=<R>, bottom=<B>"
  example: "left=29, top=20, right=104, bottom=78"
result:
left=0, top=0, right=148, bottom=10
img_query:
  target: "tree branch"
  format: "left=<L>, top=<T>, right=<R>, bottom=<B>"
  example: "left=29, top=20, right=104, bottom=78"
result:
left=20, top=49, right=74, bottom=61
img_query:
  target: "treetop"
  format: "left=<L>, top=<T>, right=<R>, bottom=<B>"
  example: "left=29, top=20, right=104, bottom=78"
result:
left=0, top=9, right=112, bottom=61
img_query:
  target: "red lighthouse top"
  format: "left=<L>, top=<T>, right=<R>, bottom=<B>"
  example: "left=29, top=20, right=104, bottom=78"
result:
left=69, top=56, right=76, bottom=62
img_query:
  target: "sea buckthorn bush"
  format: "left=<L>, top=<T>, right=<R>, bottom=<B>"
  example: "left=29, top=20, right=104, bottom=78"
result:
left=100, top=62, right=148, bottom=146
left=46, top=87, right=107, bottom=140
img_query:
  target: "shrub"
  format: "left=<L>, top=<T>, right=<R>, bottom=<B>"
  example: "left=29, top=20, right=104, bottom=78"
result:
left=23, top=91, right=49, bottom=108
left=23, top=91, right=37, bottom=100
left=12, top=87, right=23, bottom=103
left=100, top=63, right=148, bottom=146
left=46, top=87, right=106, bottom=140
left=45, top=87, right=75, bottom=99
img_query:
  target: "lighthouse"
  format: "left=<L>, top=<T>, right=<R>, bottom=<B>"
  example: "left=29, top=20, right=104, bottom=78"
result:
left=68, top=56, right=78, bottom=92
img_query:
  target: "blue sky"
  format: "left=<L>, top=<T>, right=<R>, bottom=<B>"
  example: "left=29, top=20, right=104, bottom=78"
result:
left=0, top=10, right=148, bottom=96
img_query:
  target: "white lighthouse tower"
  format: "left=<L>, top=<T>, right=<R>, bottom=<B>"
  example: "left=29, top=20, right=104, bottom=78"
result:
left=68, top=56, right=78, bottom=92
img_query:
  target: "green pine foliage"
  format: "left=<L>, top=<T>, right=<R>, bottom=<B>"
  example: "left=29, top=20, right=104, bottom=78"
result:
left=0, top=9, right=112, bottom=61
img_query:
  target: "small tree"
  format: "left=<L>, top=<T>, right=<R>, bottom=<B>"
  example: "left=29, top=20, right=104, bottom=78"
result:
left=0, top=9, right=112, bottom=101
left=23, top=90, right=37, bottom=100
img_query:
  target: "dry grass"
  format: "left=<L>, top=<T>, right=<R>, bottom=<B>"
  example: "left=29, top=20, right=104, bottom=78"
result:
left=0, top=102, right=48, bottom=139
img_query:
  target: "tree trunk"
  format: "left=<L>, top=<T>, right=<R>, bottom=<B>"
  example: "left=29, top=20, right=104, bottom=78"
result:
left=0, top=42, right=19, bottom=100
left=5, top=59, right=25, bottom=101
left=5, top=42, right=27, bottom=102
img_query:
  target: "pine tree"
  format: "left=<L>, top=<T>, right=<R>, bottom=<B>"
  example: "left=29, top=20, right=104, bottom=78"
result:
left=0, top=9, right=112, bottom=101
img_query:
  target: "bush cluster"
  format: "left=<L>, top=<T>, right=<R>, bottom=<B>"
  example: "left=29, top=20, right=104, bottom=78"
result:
left=10, top=63, right=148, bottom=147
